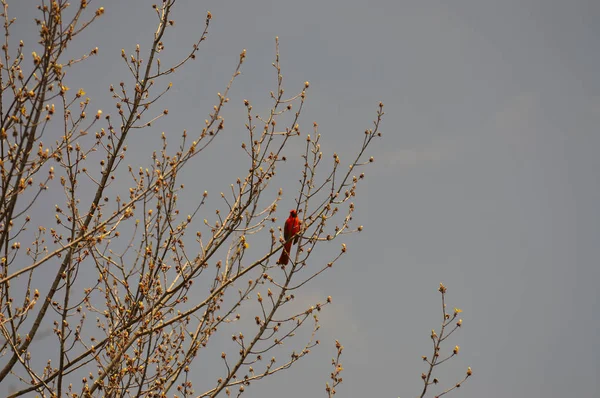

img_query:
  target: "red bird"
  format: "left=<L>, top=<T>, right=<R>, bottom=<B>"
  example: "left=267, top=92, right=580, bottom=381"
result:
left=277, top=209, right=301, bottom=265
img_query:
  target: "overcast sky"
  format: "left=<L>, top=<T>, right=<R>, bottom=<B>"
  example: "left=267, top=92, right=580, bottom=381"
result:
left=4, top=0, right=599, bottom=397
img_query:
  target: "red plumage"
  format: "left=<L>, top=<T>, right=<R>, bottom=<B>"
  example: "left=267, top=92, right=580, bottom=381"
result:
left=277, top=210, right=301, bottom=265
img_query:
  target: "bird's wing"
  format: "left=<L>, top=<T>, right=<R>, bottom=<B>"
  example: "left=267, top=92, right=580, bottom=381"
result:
left=283, top=218, right=293, bottom=241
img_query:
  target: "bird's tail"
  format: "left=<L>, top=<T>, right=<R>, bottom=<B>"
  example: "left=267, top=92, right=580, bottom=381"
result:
left=277, top=242, right=293, bottom=265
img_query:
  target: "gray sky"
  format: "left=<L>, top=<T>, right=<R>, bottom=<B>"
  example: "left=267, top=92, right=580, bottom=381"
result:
left=5, top=0, right=600, bottom=397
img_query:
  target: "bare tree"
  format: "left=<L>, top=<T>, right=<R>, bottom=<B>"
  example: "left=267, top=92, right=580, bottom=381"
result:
left=0, top=2, right=472, bottom=397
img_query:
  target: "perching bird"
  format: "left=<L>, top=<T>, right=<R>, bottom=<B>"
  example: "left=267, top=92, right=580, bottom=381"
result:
left=277, top=209, right=301, bottom=265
